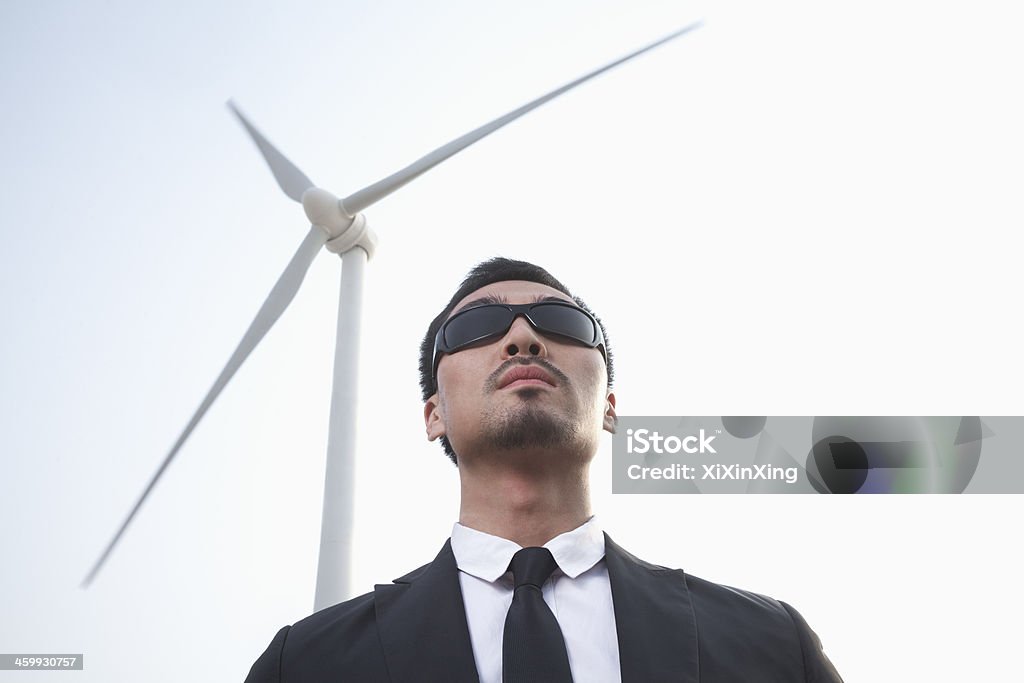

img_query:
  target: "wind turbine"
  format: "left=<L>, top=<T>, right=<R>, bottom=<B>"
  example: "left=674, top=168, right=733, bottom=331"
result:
left=84, top=21, right=702, bottom=611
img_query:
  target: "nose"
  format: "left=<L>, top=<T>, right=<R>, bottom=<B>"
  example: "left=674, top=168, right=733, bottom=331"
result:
left=500, top=315, right=547, bottom=361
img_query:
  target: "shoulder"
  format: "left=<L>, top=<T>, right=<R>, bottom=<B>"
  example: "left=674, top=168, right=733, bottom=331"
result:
left=682, top=572, right=823, bottom=644
left=683, top=572, right=804, bottom=652
left=243, top=591, right=384, bottom=683
left=606, top=533, right=796, bottom=627
left=287, top=589, right=379, bottom=645
left=683, top=572, right=843, bottom=682
left=285, top=557, right=433, bottom=641
left=685, top=571, right=795, bottom=625
left=244, top=560, right=434, bottom=683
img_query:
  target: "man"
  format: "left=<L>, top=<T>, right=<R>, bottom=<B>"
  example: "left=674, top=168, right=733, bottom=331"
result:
left=245, top=257, right=844, bottom=682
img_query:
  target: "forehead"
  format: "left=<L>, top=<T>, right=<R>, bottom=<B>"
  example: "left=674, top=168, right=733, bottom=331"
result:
left=450, top=280, right=573, bottom=316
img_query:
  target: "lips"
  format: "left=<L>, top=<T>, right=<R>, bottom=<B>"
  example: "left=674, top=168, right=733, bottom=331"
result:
left=497, top=365, right=557, bottom=389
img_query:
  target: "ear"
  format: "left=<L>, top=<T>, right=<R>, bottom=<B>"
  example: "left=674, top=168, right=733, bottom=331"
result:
left=424, top=393, right=447, bottom=442
left=602, top=391, right=617, bottom=434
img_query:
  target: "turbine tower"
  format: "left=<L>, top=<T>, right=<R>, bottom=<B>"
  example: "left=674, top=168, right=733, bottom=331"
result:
left=84, top=22, right=702, bottom=611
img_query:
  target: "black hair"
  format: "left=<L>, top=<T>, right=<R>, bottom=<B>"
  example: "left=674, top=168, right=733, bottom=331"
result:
left=418, top=257, right=614, bottom=465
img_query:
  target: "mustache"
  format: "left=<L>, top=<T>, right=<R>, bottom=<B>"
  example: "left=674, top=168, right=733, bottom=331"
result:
left=484, top=357, right=570, bottom=392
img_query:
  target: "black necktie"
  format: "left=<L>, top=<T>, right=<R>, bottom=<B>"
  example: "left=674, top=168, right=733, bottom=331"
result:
left=502, top=547, right=574, bottom=682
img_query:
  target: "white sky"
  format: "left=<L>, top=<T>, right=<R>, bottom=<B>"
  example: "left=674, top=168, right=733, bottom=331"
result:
left=2, top=1, right=1022, bottom=681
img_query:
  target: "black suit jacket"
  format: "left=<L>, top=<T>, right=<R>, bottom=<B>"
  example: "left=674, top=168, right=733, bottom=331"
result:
left=245, top=533, right=843, bottom=682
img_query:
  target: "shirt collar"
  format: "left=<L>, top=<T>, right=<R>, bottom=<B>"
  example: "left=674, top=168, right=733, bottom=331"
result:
left=451, top=515, right=606, bottom=582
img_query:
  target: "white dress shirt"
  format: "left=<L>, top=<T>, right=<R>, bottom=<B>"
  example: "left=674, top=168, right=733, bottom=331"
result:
left=450, top=516, right=622, bottom=683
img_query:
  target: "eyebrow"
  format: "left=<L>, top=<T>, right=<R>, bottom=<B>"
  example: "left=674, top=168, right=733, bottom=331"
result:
left=452, top=294, right=572, bottom=316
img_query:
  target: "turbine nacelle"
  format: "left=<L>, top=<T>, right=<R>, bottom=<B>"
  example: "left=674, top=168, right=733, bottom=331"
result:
left=301, top=187, right=378, bottom=258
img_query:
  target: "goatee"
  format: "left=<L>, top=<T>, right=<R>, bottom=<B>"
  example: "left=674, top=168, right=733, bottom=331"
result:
left=483, top=400, right=580, bottom=452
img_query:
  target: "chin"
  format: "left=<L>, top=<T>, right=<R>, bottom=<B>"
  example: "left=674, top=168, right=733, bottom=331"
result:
left=480, top=402, right=580, bottom=452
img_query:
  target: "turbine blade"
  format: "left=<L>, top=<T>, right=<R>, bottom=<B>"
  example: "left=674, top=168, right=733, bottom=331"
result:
left=341, top=21, right=702, bottom=215
left=228, top=100, right=316, bottom=202
left=82, top=226, right=328, bottom=587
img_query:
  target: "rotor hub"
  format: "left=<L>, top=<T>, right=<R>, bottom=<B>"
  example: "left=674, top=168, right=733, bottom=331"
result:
left=301, top=187, right=378, bottom=259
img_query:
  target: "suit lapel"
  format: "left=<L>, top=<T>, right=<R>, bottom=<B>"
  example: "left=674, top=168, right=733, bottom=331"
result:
left=605, top=533, right=699, bottom=683
left=374, top=539, right=480, bottom=683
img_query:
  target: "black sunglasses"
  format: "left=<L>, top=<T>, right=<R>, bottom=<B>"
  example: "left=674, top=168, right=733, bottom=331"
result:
left=431, top=302, right=607, bottom=384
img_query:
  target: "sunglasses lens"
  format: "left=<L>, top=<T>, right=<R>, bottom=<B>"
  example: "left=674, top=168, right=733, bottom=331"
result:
left=529, top=304, right=597, bottom=345
left=443, top=306, right=514, bottom=350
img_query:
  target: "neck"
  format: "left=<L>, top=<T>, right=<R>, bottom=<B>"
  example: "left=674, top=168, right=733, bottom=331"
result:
left=457, top=456, right=592, bottom=547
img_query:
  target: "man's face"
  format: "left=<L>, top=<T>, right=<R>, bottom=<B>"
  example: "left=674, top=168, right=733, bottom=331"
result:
left=424, top=280, right=616, bottom=466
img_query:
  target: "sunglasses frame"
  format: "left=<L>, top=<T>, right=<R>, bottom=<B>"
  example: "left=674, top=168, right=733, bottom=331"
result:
left=431, top=301, right=607, bottom=386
